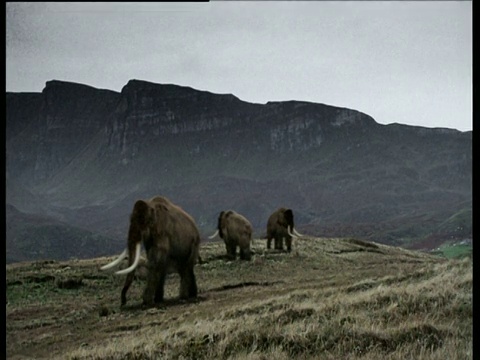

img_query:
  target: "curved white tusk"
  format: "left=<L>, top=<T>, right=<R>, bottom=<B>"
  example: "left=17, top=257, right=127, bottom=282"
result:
left=115, top=243, right=142, bottom=275
left=287, top=226, right=299, bottom=239
left=100, top=249, right=128, bottom=270
left=293, top=228, right=304, bottom=237
left=208, top=229, right=219, bottom=239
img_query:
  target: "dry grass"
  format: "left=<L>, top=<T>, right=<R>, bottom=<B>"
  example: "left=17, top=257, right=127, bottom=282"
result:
left=6, top=237, right=472, bottom=359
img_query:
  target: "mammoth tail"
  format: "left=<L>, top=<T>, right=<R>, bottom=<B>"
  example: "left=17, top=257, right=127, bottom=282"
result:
left=115, top=243, right=142, bottom=275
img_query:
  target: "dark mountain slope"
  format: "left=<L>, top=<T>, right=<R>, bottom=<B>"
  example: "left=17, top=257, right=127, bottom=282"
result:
left=6, top=80, right=120, bottom=187
left=6, top=79, right=471, bottom=262
left=6, top=204, right=117, bottom=264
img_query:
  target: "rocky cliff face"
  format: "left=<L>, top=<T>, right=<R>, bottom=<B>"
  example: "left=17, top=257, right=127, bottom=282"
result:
left=104, top=80, right=259, bottom=163
left=7, top=81, right=120, bottom=186
left=6, top=79, right=472, bottom=263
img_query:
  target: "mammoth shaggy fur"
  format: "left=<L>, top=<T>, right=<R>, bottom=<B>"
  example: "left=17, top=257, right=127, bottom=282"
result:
left=101, top=196, right=200, bottom=306
left=209, top=210, right=253, bottom=260
left=266, top=207, right=303, bottom=252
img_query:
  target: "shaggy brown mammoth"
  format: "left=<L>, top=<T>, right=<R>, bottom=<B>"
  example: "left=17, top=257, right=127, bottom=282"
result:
left=101, top=196, right=201, bottom=306
left=266, top=207, right=303, bottom=252
left=209, top=210, right=253, bottom=260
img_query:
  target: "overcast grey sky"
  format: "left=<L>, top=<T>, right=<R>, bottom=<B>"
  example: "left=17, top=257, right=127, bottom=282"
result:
left=6, top=2, right=472, bottom=131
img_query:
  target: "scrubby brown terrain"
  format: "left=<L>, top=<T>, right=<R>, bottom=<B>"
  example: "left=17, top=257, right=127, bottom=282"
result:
left=6, top=237, right=472, bottom=359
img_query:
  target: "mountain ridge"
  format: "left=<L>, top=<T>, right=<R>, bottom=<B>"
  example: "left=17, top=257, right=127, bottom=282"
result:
left=6, top=79, right=472, bottom=263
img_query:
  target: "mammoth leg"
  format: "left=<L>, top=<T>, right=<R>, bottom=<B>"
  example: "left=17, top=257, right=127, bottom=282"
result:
left=267, top=237, right=272, bottom=249
left=275, top=237, right=283, bottom=250
left=120, top=272, right=135, bottom=306
left=179, top=265, right=198, bottom=299
left=153, top=268, right=167, bottom=304
left=239, top=246, right=251, bottom=261
left=225, top=242, right=236, bottom=260
left=285, top=237, right=292, bottom=252
left=143, top=249, right=168, bottom=306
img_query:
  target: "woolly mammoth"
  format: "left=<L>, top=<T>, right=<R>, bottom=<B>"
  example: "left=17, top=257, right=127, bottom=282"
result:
left=209, top=210, right=253, bottom=260
left=101, top=196, right=201, bottom=306
left=266, top=207, right=303, bottom=252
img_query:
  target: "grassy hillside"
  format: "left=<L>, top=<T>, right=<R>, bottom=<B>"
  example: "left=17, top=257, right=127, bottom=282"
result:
left=6, top=237, right=472, bottom=359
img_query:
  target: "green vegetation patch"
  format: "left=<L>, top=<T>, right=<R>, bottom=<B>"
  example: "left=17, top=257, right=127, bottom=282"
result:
left=432, top=242, right=472, bottom=259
